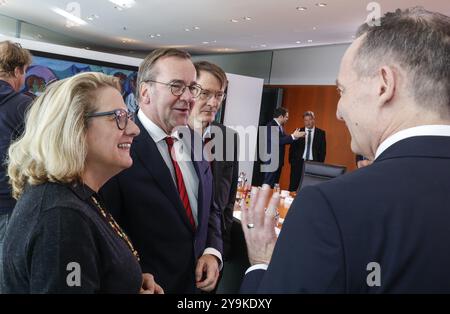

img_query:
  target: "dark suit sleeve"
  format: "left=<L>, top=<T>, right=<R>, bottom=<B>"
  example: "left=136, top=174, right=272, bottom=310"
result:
left=206, top=190, right=224, bottom=254
left=241, top=186, right=345, bottom=293
left=224, top=131, right=239, bottom=234
left=279, top=134, right=294, bottom=146
left=319, top=130, right=326, bottom=162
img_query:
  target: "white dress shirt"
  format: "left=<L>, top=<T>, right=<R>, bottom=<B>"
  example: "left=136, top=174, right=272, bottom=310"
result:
left=375, top=125, right=450, bottom=159
left=302, top=127, right=315, bottom=160
left=137, top=110, right=222, bottom=266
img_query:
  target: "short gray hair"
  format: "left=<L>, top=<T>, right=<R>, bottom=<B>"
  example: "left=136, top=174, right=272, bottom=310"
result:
left=136, top=48, right=191, bottom=102
left=353, top=7, right=450, bottom=115
left=303, top=111, right=315, bottom=119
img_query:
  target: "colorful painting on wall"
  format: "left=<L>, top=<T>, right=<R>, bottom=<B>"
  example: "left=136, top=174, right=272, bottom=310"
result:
left=22, top=53, right=139, bottom=112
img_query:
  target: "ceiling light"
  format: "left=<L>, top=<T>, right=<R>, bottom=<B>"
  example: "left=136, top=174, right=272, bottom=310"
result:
left=313, top=27, right=317, bottom=30
left=109, top=0, right=136, bottom=9
left=202, top=41, right=209, bottom=44
left=149, top=34, right=155, bottom=38
left=296, top=6, right=307, bottom=11
left=87, top=14, right=99, bottom=21
left=260, top=44, right=267, bottom=48
left=230, top=19, right=238, bottom=23
left=156, top=34, right=161, bottom=37
left=243, top=16, right=252, bottom=21
left=185, top=28, right=190, bottom=32
left=194, top=26, right=200, bottom=30
left=296, top=41, right=301, bottom=44
left=308, top=39, right=313, bottom=43
left=316, top=3, right=327, bottom=7
left=52, top=7, right=87, bottom=26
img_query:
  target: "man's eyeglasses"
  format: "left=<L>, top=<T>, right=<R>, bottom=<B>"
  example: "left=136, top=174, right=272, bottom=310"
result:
left=86, top=109, right=135, bottom=130
left=198, top=89, right=227, bottom=102
left=145, top=80, right=202, bottom=98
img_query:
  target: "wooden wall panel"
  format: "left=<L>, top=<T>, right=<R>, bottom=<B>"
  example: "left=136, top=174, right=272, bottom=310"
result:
left=270, top=85, right=356, bottom=190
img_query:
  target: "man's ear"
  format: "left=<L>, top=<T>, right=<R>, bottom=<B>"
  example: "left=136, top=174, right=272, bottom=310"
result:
left=14, top=66, right=24, bottom=78
left=139, top=82, right=150, bottom=104
left=377, top=66, right=396, bottom=105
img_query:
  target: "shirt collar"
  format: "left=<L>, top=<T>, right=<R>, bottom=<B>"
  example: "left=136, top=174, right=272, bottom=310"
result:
left=138, top=109, right=170, bottom=143
left=203, top=124, right=212, bottom=141
left=375, top=125, right=450, bottom=159
left=273, top=119, right=281, bottom=127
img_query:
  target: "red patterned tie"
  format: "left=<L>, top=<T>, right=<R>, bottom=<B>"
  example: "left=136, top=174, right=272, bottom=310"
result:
left=165, top=136, right=196, bottom=229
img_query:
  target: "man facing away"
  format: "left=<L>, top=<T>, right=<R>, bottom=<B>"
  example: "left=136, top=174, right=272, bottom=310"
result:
left=240, top=7, right=450, bottom=293
left=0, top=41, right=33, bottom=291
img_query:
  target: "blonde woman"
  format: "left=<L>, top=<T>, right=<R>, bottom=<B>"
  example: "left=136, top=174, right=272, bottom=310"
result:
left=2, top=72, right=163, bottom=294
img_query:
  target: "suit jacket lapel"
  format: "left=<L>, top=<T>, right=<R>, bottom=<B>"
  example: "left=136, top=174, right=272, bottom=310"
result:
left=132, top=118, right=195, bottom=232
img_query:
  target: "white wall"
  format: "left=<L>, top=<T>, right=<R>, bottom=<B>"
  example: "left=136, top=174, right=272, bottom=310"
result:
left=192, top=51, right=272, bottom=84
left=270, top=44, right=349, bottom=85
left=224, top=73, right=264, bottom=184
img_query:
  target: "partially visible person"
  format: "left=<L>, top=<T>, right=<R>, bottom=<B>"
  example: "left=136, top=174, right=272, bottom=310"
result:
left=188, top=61, right=239, bottom=261
left=240, top=7, right=450, bottom=293
left=355, top=154, right=373, bottom=168
left=263, top=108, right=302, bottom=188
left=0, top=40, right=33, bottom=291
left=100, top=49, right=223, bottom=293
left=288, top=111, right=326, bottom=192
left=2, top=72, right=163, bottom=294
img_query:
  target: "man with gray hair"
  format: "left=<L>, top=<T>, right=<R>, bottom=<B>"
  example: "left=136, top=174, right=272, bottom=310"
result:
left=240, top=7, right=450, bottom=293
left=101, top=48, right=223, bottom=293
left=0, top=41, right=32, bottom=291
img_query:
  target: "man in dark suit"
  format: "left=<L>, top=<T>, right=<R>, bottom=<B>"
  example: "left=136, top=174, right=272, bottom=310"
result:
left=288, top=111, right=326, bottom=191
left=188, top=61, right=239, bottom=261
left=100, top=49, right=222, bottom=293
left=263, top=108, right=302, bottom=188
left=240, top=7, right=450, bottom=293
left=0, top=41, right=33, bottom=292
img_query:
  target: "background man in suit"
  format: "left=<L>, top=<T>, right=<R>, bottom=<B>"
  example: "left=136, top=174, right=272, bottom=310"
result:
left=0, top=41, right=32, bottom=291
left=240, top=7, right=450, bottom=293
left=263, top=108, right=302, bottom=188
left=288, top=111, right=326, bottom=191
left=188, top=61, right=239, bottom=261
left=100, top=48, right=222, bottom=293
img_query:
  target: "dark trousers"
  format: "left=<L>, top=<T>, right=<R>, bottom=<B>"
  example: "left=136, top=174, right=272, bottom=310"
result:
left=263, top=167, right=282, bottom=188
left=289, top=159, right=305, bottom=192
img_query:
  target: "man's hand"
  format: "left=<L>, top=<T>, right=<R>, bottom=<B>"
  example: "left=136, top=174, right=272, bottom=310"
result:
left=292, top=129, right=306, bottom=139
left=195, top=254, right=220, bottom=292
left=241, top=184, right=279, bottom=265
left=357, top=159, right=373, bottom=168
left=140, top=273, right=164, bottom=294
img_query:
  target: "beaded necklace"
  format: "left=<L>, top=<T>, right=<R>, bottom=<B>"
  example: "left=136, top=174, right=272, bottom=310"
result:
left=91, top=196, right=140, bottom=261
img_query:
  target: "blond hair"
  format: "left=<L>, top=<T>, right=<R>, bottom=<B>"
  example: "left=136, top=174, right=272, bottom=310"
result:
left=7, top=72, right=120, bottom=199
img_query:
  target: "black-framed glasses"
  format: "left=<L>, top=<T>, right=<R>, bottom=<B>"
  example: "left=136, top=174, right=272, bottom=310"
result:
left=145, top=79, right=202, bottom=97
left=86, top=109, right=135, bottom=130
left=198, top=89, right=227, bottom=102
